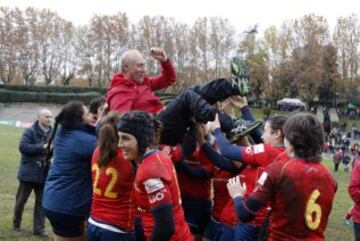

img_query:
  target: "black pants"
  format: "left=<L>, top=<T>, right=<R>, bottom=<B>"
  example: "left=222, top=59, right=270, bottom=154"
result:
left=157, top=78, right=237, bottom=146
left=13, top=180, right=45, bottom=233
left=354, top=222, right=360, bottom=241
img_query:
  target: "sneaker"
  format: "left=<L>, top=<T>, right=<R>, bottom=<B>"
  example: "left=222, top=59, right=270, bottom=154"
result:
left=33, top=230, right=49, bottom=237
left=227, top=118, right=262, bottom=142
left=229, top=57, right=250, bottom=96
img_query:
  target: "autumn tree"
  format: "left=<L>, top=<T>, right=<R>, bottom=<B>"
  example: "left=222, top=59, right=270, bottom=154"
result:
left=0, top=7, right=17, bottom=84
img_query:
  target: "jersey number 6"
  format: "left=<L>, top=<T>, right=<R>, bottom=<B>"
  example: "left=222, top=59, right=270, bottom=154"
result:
left=305, top=189, right=322, bottom=230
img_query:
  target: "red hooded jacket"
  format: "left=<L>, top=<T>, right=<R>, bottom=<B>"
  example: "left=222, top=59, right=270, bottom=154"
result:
left=349, top=161, right=360, bottom=223
left=105, top=60, right=176, bottom=114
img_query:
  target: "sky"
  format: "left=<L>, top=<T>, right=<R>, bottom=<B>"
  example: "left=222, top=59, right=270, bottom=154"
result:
left=0, top=0, right=359, bottom=33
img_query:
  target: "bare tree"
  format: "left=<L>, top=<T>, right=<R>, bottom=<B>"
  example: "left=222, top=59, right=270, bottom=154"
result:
left=333, top=14, right=360, bottom=81
left=16, top=7, right=40, bottom=85
left=38, top=9, right=63, bottom=85
left=0, top=7, right=17, bottom=84
left=209, top=17, right=235, bottom=78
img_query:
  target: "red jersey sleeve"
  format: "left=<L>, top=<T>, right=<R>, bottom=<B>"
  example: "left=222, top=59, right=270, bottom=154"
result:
left=136, top=155, right=174, bottom=210
left=249, top=161, right=279, bottom=205
left=142, top=178, right=174, bottom=210
left=159, top=144, right=184, bottom=164
left=241, top=144, right=283, bottom=167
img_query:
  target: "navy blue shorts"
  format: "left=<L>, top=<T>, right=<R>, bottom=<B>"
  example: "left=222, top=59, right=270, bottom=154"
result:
left=44, top=208, right=86, bottom=237
left=87, top=222, right=135, bottom=241
left=182, top=196, right=211, bottom=235
left=214, top=223, right=235, bottom=241
left=203, top=216, right=222, bottom=240
left=233, top=223, right=259, bottom=241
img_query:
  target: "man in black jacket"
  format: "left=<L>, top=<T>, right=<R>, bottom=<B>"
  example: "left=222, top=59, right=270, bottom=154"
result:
left=13, top=109, right=53, bottom=236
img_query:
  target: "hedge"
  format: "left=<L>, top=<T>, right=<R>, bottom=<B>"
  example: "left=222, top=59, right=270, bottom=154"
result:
left=0, top=87, right=178, bottom=105
left=0, top=89, right=102, bottom=104
left=0, top=84, right=107, bottom=94
left=0, top=85, right=178, bottom=96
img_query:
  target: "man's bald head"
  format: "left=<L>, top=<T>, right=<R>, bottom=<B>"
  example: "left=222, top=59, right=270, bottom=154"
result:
left=38, top=109, right=53, bottom=129
left=120, top=49, right=146, bottom=83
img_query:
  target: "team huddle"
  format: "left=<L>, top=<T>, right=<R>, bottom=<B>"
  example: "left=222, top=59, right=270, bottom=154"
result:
left=37, top=48, right=336, bottom=241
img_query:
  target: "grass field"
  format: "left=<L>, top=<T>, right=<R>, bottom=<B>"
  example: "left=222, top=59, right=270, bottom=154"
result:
left=0, top=119, right=356, bottom=241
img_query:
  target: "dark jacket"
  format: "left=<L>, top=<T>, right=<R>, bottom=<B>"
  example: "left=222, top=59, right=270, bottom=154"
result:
left=43, top=124, right=97, bottom=216
left=18, top=121, right=52, bottom=183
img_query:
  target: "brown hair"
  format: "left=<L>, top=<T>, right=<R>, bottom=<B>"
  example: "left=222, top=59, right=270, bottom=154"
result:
left=46, top=101, right=85, bottom=161
left=283, top=113, right=324, bottom=162
left=267, top=115, right=288, bottom=139
left=98, top=112, right=121, bottom=168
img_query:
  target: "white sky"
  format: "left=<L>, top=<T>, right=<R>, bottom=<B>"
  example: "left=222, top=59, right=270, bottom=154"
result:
left=1, top=0, right=359, bottom=33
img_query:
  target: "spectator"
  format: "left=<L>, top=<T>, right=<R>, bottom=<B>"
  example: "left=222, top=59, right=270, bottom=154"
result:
left=344, top=152, right=352, bottom=172
left=352, top=124, right=358, bottom=138
left=42, top=101, right=97, bottom=241
left=333, top=149, right=343, bottom=172
left=13, top=109, right=53, bottom=237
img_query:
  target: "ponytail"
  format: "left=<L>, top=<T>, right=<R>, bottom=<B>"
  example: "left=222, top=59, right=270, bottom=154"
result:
left=98, top=123, right=118, bottom=168
left=97, top=111, right=121, bottom=168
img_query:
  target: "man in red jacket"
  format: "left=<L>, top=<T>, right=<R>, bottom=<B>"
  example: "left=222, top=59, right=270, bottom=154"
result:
left=106, top=47, right=176, bottom=115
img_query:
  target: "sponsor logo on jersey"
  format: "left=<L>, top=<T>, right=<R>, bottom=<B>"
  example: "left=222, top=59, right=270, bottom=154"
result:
left=253, top=144, right=265, bottom=154
left=258, top=172, right=268, bottom=185
left=149, top=190, right=165, bottom=204
left=143, top=178, right=165, bottom=194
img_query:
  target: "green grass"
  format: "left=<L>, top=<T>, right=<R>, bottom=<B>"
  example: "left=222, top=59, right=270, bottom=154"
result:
left=0, top=122, right=356, bottom=240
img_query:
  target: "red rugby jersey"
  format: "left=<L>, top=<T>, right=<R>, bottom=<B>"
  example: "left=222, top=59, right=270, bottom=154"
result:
left=90, top=147, right=136, bottom=230
left=134, top=150, right=192, bottom=241
left=177, top=147, right=213, bottom=199
left=220, top=148, right=287, bottom=227
left=212, top=167, right=236, bottom=220
left=251, top=157, right=337, bottom=241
